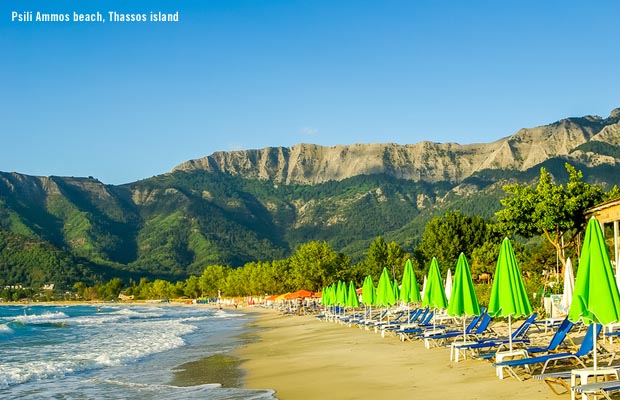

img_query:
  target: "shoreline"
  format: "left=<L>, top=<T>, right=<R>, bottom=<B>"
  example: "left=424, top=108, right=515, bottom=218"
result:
left=235, top=308, right=555, bottom=400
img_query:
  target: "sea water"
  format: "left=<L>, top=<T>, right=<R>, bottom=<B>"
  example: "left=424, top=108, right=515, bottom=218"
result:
left=0, top=304, right=276, bottom=399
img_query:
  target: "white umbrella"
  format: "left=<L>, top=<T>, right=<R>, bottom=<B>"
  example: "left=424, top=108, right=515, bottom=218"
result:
left=561, top=257, right=574, bottom=313
left=421, top=275, right=427, bottom=300
left=445, top=268, right=453, bottom=301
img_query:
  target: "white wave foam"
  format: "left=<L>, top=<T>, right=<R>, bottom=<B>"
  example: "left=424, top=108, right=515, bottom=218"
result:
left=88, top=378, right=222, bottom=390
left=68, top=314, right=128, bottom=325
left=0, top=323, right=13, bottom=333
left=213, top=309, right=244, bottom=318
left=80, top=318, right=197, bottom=368
left=13, top=311, right=69, bottom=325
left=0, top=360, right=76, bottom=389
left=0, top=306, right=214, bottom=391
left=110, top=308, right=164, bottom=319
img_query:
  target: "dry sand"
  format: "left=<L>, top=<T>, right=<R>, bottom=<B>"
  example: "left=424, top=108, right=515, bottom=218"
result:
left=236, top=308, right=556, bottom=400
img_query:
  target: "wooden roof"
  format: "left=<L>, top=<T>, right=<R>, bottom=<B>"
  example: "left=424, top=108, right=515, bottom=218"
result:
left=586, top=197, right=620, bottom=224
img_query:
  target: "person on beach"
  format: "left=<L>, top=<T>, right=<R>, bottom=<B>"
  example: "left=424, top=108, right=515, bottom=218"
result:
left=296, top=296, right=304, bottom=315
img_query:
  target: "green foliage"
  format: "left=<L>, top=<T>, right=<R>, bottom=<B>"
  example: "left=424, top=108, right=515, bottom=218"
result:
left=288, top=241, right=349, bottom=291
left=0, top=230, right=115, bottom=290
left=418, top=211, right=498, bottom=274
left=497, top=163, right=605, bottom=267
left=199, top=264, right=230, bottom=297
left=1, top=141, right=619, bottom=294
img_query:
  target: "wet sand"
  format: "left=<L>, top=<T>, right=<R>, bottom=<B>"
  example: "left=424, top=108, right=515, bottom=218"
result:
left=236, top=308, right=557, bottom=400
left=170, top=354, right=245, bottom=388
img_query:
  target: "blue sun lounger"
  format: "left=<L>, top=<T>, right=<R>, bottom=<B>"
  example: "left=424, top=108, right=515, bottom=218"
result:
left=423, top=312, right=492, bottom=348
left=573, top=380, right=620, bottom=400
left=493, top=323, right=602, bottom=380
left=454, top=313, right=537, bottom=356
left=477, top=317, right=574, bottom=361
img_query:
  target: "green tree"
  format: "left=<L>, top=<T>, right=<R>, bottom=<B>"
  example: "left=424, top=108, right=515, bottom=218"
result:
left=73, top=282, right=87, bottom=298
left=151, top=279, right=174, bottom=299
left=366, top=237, right=388, bottom=279
left=288, top=241, right=349, bottom=291
left=496, top=163, right=604, bottom=269
left=184, top=275, right=201, bottom=298
left=199, top=265, right=229, bottom=297
left=417, top=211, right=493, bottom=273
left=98, top=278, right=124, bottom=300
left=385, top=241, right=410, bottom=281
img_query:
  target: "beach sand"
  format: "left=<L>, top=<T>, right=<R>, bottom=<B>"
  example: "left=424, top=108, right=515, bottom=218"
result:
left=236, top=308, right=556, bottom=400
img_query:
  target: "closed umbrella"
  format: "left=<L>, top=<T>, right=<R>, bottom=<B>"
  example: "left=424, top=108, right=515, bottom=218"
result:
left=347, top=281, right=360, bottom=308
left=488, top=238, right=532, bottom=352
left=322, top=284, right=336, bottom=321
left=362, top=276, right=376, bottom=306
left=376, top=268, right=396, bottom=323
left=400, top=259, right=421, bottom=323
left=337, top=280, right=348, bottom=319
left=400, top=259, right=421, bottom=303
left=376, top=268, right=396, bottom=307
left=320, top=287, right=328, bottom=315
left=422, top=257, right=448, bottom=331
left=362, top=276, right=376, bottom=324
left=392, top=279, right=400, bottom=304
left=561, top=257, right=575, bottom=314
left=568, top=217, right=620, bottom=370
left=447, top=253, right=481, bottom=342
left=445, top=268, right=453, bottom=301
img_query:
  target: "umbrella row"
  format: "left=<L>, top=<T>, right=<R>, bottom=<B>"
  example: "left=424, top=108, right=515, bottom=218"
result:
left=321, top=217, right=620, bottom=374
left=318, top=238, right=536, bottom=350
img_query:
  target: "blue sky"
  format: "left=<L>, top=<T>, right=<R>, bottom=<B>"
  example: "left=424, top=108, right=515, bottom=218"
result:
left=1, top=1, right=619, bottom=184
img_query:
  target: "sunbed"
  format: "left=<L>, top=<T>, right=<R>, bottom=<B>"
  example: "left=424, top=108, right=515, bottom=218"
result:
left=493, top=323, right=602, bottom=380
left=454, top=313, right=538, bottom=357
left=477, top=316, right=575, bottom=361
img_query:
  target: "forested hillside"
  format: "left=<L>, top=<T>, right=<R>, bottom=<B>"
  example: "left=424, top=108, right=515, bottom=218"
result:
left=1, top=110, right=620, bottom=289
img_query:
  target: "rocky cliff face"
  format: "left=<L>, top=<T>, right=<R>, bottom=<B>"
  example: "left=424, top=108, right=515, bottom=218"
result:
left=2, top=109, right=620, bottom=287
left=173, top=110, right=620, bottom=185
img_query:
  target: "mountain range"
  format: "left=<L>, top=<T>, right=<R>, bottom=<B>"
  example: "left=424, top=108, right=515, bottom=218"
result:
left=2, top=109, right=620, bottom=288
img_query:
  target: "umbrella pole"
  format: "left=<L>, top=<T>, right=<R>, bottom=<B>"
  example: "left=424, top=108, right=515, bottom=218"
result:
left=594, top=323, right=598, bottom=371
left=508, top=315, right=513, bottom=353
left=463, top=316, right=467, bottom=342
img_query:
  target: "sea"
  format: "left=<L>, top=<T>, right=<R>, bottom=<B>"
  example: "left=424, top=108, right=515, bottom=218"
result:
left=0, top=304, right=276, bottom=399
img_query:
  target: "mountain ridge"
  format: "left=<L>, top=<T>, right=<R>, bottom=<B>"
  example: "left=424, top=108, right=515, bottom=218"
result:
left=172, top=110, right=620, bottom=185
left=1, top=109, right=620, bottom=288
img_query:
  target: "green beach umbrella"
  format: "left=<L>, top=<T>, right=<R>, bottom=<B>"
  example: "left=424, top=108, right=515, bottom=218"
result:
left=361, top=276, right=376, bottom=324
left=336, top=280, right=347, bottom=306
left=323, top=285, right=330, bottom=306
left=347, top=281, right=360, bottom=308
left=328, top=283, right=337, bottom=306
left=447, top=253, right=481, bottom=342
left=488, top=237, right=532, bottom=352
left=362, top=276, right=376, bottom=306
left=392, top=279, right=400, bottom=304
left=422, top=258, right=448, bottom=309
left=422, top=258, right=448, bottom=331
left=568, top=217, right=620, bottom=370
left=376, top=268, right=396, bottom=307
left=400, top=259, right=421, bottom=323
left=400, top=259, right=421, bottom=303
left=336, top=281, right=348, bottom=320
left=376, top=268, right=396, bottom=323
left=320, top=286, right=332, bottom=318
